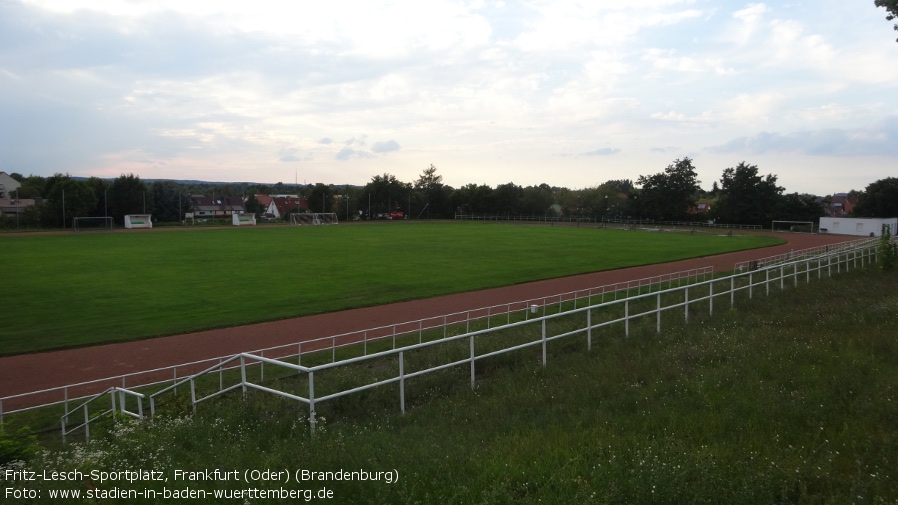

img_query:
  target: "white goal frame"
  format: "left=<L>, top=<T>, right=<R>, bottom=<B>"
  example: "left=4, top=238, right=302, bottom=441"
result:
left=73, top=216, right=114, bottom=231
left=771, top=220, right=815, bottom=233
left=290, top=213, right=339, bottom=226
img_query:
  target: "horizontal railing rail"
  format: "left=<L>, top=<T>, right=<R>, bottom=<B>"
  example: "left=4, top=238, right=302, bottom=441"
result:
left=60, top=387, right=145, bottom=443
left=734, top=237, right=880, bottom=271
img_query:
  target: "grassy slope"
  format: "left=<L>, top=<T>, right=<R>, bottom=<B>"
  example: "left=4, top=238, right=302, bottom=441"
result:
left=11, top=263, right=896, bottom=504
left=1, top=223, right=781, bottom=354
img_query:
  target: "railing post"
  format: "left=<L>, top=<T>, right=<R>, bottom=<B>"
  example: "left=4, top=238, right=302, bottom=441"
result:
left=541, top=319, right=547, bottom=366
left=470, top=336, right=476, bottom=388
left=684, top=286, right=689, bottom=322
left=190, top=379, right=197, bottom=414
left=730, top=277, right=735, bottom=307
left=587, top=309, right=592, bottom=351
left=83, top=405, right=90, bottom=443
left=260, top=350, right=265, bottom=382
left=399, top=351, right=406, bottom=413
left=656, top=293, right=661, bottom=333
left=749, top=271, right=753, bottom=299
left=308, top=371, right=316, bottom=436
left=298, top=342, right=302, bottom=366
left=240, top=355, right=247, bottom=397
left=625, top=300, right=630, bottom=337
left=709, top=282, right=713, bottom=316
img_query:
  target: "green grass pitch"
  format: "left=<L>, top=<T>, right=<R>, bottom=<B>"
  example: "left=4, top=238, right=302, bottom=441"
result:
left=0, top=222, right=783, bottom=355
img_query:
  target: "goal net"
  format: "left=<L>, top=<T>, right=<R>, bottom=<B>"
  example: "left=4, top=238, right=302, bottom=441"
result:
left=290, top=213, right=339, bottom=226
left=73, top=216, right=114, bottom=231
left=771, top=220, right=815, bottom=233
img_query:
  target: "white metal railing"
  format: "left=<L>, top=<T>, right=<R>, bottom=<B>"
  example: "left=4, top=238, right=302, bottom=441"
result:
left=734, top=237, right=878, bottom=271
left=149, top=240, right=878, bottom=436
left=0, top=267, right=712, bottom=423
left=60, top=387, right=145, bottom=443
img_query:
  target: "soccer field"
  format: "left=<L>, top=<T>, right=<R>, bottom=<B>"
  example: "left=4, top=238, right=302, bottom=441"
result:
left=1, top=222, right=782, bottom=354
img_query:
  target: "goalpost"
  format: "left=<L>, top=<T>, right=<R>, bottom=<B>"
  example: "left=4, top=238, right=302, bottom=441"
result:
left=771, top=220, right=815, bottom=233
left=290, top=213, right=339, bottom=226
left=73, top=216, right=114, bottom=231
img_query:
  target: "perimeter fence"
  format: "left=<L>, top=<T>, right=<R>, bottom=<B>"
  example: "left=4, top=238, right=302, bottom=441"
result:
left=455, top=214, right=763, bottom=230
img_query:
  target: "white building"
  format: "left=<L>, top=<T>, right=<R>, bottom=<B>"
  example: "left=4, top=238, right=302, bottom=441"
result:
left=819, top=217, right=897, bottom=237
left=0, top=171, right=21, bottom=199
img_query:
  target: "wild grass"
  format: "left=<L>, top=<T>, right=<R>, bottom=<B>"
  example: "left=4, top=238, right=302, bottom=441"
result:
left=5, top=264, right=896, bottom=504
left=0, top=222, right=780, bottom=354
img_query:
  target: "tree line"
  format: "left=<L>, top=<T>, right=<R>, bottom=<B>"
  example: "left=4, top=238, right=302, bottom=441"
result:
left=2, top=159, right=896, bottom=229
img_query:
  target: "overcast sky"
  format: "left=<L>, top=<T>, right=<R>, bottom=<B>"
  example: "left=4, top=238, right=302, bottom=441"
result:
left=2, top=0, right=896, bottom=195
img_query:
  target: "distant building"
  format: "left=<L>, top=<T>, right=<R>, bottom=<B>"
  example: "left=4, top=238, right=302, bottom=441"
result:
left=189, top=195, right=246, bottom=218
left=267, top=195, right=307, bottom=219
left=819, top=217, right=897, bottom=237
left=825, top=193, right=857, bottom=217
left=0, top=172, right=21, bottom=199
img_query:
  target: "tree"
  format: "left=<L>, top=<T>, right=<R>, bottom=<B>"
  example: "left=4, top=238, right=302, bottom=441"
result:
left=520, top=184, right=554, bottom=217
left=853, top=177, right=898, bottom=217
left=876, top=0, right=898, bottom=41
left=151, top=180, right=187, bottom=223
left=414, top=164, right=453, bottom=218
left=451, top=184, right=493, bottom=215
left=14, top=175, right=46, bottom=199
left=712, top=162, right=783, bottom=226
left=776, top=193, right=824, bottom=224
left=492, top=182, right=524, bottom=216
left=308, top=183, right=335, bottom=213
left=364, top=173, right=409, bottom=218
left=108, top=174, right=150, bottom=225
left=635, top=157, right=701, bottom=221
left=244, top=194, right=264, bottom=218
left=85, top=177, right=110, bottom=218
left=41, top=174, right=98, bottom=228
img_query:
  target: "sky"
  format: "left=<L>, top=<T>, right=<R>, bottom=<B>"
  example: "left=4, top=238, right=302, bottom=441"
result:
left=1, top=0, right=896, bottom=195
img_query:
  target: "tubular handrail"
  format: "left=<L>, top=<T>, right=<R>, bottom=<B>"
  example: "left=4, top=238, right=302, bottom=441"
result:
left=60, top=387, right=145, bottom=442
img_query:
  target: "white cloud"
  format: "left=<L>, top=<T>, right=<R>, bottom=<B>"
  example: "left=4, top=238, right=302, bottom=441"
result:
left=372, top=140, right=401, bottom=154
